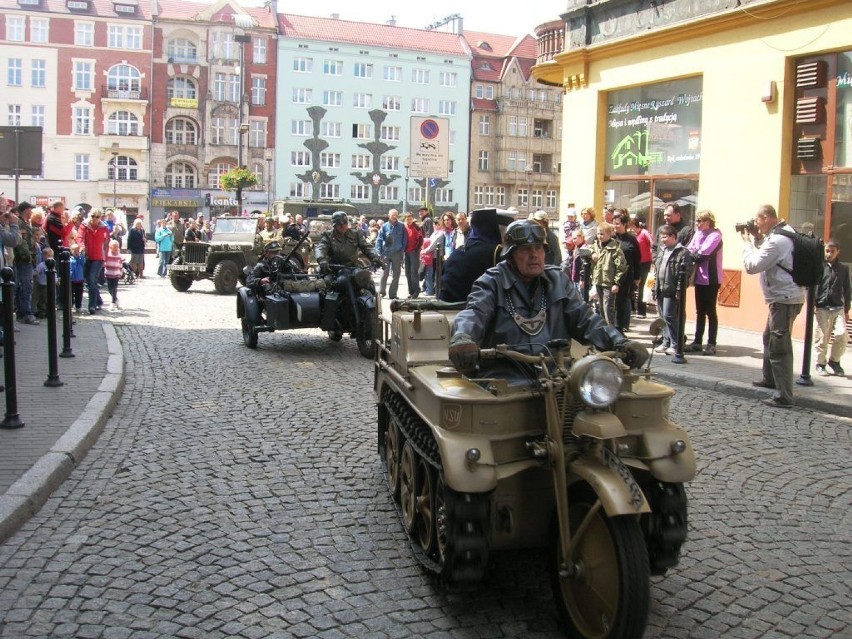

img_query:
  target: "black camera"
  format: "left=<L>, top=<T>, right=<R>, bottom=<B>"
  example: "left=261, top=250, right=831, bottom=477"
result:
left=735, top=219, right=757, bottom=234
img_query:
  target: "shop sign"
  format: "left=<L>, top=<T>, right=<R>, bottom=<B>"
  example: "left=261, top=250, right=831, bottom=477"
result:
left=605, top=76, right=703, bottom=176
left=210, top=195, right=238, bottom=207
left=151, top=198, right=201, bottom=207
left=28, top=196, right=65, bottom=206
left=169, top=97, right=199, bottom=109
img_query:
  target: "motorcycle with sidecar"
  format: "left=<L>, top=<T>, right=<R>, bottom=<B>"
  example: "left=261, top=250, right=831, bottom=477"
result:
left=236, top=242, right=377, bottom=358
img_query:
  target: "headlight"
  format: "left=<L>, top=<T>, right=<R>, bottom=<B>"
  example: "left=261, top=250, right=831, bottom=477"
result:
left=569, top=356, right=624, bottom=409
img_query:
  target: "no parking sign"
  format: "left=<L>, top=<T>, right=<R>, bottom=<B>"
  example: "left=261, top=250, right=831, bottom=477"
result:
left=409, top=116, right=449, bottom=179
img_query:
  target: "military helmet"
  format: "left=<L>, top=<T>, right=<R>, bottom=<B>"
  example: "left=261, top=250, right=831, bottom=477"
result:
left=331, top=211, right=350, bottom=227
left=501, top=219, right=548, bottom=258
left=263, top=240, right=282, bottom=253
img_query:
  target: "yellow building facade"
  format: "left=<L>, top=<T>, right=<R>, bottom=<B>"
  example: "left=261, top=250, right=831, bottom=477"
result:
left=534, top=0, right=852, bottom=333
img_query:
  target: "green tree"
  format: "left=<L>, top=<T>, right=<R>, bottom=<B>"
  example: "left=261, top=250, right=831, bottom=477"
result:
left=219, top=166, right=258, bottom=214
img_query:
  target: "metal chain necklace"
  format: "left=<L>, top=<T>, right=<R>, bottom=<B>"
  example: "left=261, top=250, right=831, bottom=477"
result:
left=505, top=286, right=548, bottom=336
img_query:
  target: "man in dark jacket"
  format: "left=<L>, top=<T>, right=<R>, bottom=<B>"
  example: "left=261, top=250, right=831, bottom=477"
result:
left=612, top=210, right=641, bottom=332
left=448, top=219, right=648, bottom=374
left=814, top=238, right=850, bottom=376
left=653, top=224, right=691, bottom=355
left=439, top=208, right=514, bottom=303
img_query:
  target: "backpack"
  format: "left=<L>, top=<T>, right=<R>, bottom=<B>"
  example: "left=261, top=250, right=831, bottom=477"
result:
left=774, top=227, right=824, bottom=288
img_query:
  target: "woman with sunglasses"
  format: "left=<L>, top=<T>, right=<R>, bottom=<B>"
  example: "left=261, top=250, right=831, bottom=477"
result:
left=449, top=219, right=648, bottom=373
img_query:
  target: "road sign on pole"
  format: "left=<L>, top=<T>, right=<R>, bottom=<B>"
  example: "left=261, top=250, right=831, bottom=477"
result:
left=409, top=116, right=449, bottom=179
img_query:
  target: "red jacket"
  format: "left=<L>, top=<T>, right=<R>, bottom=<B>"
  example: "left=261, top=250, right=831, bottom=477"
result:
left=80, top=223, right=110, bottom=261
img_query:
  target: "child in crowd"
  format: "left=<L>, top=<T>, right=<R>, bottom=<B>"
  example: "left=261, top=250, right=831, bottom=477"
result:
left=104, top=240, right=123, bottom=310
left=590, top=222, right=627, bottom=327
left=69, top=243, right=86, bottom=313
left=33, top=245, right=52, bottom=318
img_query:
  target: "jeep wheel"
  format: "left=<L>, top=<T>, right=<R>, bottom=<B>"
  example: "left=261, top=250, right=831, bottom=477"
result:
left=170, top=273, right=192, bottom=292
left=213, top=260, right=239, bottom=294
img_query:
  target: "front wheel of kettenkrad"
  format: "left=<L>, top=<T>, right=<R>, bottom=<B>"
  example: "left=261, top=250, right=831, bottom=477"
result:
left=551, top=483, right=650, bottom=639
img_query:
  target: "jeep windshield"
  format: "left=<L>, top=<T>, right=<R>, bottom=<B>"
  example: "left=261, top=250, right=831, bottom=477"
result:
left=213, top=218, right=257, bottom=235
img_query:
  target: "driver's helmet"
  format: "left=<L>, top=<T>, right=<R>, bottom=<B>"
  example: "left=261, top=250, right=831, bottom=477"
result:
left=263, top=240, right=282, bottom=254
left=500, top=219, right=548, bottom=258
left=331, top=211, right=350, bottom=227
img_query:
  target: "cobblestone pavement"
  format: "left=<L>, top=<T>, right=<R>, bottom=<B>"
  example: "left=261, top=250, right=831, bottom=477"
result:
left=0, top=274, right=849, bottom=638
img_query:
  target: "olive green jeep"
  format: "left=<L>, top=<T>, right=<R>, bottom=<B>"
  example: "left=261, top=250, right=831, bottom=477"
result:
left=169, top=216, right=262, bottom=295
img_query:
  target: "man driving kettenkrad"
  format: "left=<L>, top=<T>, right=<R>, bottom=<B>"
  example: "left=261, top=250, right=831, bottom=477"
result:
left=449, top=219, right=649, bottom=374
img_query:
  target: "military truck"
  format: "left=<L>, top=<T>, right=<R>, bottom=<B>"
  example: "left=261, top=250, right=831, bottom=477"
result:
left=169, top=215, right=262, bottom=295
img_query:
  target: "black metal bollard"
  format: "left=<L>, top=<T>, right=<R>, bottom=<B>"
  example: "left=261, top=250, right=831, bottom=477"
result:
left=59, top=248, right=74, bottom=357
left=796, top=285, right=816, bottom=387
left=44, top=258, right=63, bottom=387
left=1, top=267, right=24, bottom=429
left=671, top=258, right=688, bottom=365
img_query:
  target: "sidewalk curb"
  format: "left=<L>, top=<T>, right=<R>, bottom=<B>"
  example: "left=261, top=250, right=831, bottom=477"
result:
left=0, top=322, right=124, bottom=544
left=652, top=369, right=852, bottom=418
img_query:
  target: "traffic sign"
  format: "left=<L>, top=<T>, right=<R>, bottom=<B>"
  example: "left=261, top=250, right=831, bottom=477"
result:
left=409, top=116, right=449, bottom=179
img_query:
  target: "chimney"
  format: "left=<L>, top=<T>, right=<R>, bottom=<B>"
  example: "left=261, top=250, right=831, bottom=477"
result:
left=387, top=15, right=396, bottom=26
left=330, top=12, right=339, bottom=19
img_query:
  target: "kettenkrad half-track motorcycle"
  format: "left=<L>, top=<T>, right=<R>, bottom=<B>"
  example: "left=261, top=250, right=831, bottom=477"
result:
left=374, top=300, right=696, bottom=639
left=237, top=236, right=377, bottom=358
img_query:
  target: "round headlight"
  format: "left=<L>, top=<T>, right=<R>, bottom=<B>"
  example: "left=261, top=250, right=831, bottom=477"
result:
left=570, top=357, right=624, bottom=409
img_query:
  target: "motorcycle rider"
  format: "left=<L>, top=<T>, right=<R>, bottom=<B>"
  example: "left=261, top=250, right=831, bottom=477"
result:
left=315, top=211, right=383, bottom=291
left=449, top=219, right=649, bottom=373
left=246, top=240, right=284, bottom=297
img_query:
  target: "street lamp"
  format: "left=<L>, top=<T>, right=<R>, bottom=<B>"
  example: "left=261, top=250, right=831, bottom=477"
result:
left=403, top=158, right=410, bottom=215
left=264, top=148, right=274, bottom=213
left=110, top=142, right=119, bottom=210
left=234, top=32, right=252, bottom=169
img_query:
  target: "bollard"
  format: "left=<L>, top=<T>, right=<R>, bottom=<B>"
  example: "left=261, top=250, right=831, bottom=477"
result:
left=671, top=257, right=688, bottom=365
left=59, top=248, right=74, bottom=357
left=796, top=285, right=816, bottom=387
left=1, top=267, right=24, bottom=429
left=44, top=257, right=63, bottom=387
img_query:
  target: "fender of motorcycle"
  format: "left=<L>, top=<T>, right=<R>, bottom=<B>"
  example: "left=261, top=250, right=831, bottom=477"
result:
left=320, top=291, right=341, bottom=331
left=642, top=426, right=696, bottom=483
left=572, top=411, right=628, bottom=440
left=569, top=450, right=651, bottom=516
left=236, top=287, right=261, bottom=324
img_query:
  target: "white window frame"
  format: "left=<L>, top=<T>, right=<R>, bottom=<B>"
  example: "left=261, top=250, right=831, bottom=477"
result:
left=321, top=121, right=341, bottom=138
left=351, top=154, right=371, bottom=169
left=439, top=71, right=456, bottom=87
left=74, top=22, right=94, bottom=46
left=323, top=90, right=343, bottom=107
left=380, top=125, right=400, bottom=141
left=478, top=150, right=489, bottom=171
left=353, top=123, right=372, bottom=139
left=6, top=16, right=25, bottom=42
left=382, top=95, right=400, bottom=111
left=379, top=185, right=399, bottom=201
left=290, top=182, right=311, bottom=198
left=353, top=62, right=373, bottom=79
left=479, top=114, right=490, bottom=135
left=75, top=154, right=89, bottom=181
left=7, top=59, right=23, bottom=87
left=292, top=87, right=311, bottom=104
left=30, top=105, right=45, bottom=127
left=353, top=93, right=372, bottom=109
left=319, top=152, right=340, bottom=169
left=30, top=18, right=49, bottom=43
left=380, top=156, right=399, bottom=171
left=474, top=186, right=484, bottom=206
left=293, top=56, right=312, bottom=73
left=433, top=188, right=454, bottom=204
left=351, top=184, right=370, bottom=200
left=411, top=98, right=429, bottom=114
left=73, top=61, right=93, bottom=91
left=253, top=37, right=267, bottom=64
left=251, top=77, right=267, bottom=105
left=291, top=119, right=312, bottom=136
left=323, top=59, right=343, bottom=76
left=438, top=100, right=456, bottom=116
left=73, top=105, right=92, bottom=135
left=496, top=187, right=506, bottom=207
left=291, top=151, right=310, bottom=167
left=412, top=68, right=429, bottom=84
left=319, top=183, right=339, bottom=198
left=7, top=105, right=22, bottom=126
left=384, top=65, right=401, bottom=81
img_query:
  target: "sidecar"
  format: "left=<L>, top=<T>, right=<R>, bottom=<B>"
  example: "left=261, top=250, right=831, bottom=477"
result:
left=236, top=275, right=326, bottom=349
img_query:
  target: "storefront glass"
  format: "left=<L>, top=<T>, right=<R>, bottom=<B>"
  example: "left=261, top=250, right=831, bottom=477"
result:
left=789, top=175, right=826, bottom=236
left=830, top=174, right=852, bottom=254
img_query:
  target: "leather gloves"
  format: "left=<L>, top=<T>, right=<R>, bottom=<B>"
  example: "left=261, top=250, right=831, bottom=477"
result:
left=618, top=340, right=650, bottom=370
left=449, top=334, right=479, bottom=374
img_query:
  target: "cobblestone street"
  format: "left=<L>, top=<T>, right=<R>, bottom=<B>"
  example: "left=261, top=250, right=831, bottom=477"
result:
left=0, top=275, right=849, bottom=638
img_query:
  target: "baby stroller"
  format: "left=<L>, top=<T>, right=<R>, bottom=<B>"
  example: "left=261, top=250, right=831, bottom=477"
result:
left=122, top=260, right=137, bottom=285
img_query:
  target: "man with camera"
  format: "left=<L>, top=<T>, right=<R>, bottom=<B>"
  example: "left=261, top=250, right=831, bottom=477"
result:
left=741, top=204, right=805, bottom=408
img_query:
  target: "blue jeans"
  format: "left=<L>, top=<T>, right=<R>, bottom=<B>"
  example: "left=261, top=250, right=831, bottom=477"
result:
left=86, top=260, right=104, bottom=311
left=15, top=262, right=34, bottom=318
left=379, top=252, right=403, bottom=298
left=158, top=251, right=171, bottom=277
left=423, top=264, right=435, bottom=295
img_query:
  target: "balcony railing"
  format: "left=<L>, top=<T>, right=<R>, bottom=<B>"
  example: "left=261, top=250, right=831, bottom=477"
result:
left=101, top=86, right=148, bottom=100
left=535, top=20, right=565, bottom=64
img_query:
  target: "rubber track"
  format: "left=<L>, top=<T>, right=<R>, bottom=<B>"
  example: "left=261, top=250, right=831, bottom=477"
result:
left=642, top=480, right=688, bottom=575
left=383, top=390, right=490, bottom=583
